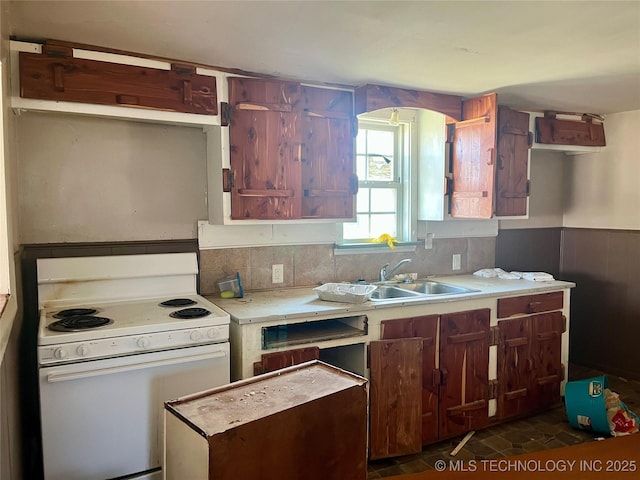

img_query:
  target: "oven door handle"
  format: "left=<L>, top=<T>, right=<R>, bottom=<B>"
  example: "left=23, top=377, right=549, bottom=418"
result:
left=46, top=350, right=228, bottom=383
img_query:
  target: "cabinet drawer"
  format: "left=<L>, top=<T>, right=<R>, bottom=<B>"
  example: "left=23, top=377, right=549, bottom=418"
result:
left=19, top=52, right=217, bottom=115
left=497, top=291, right=563, bottom=318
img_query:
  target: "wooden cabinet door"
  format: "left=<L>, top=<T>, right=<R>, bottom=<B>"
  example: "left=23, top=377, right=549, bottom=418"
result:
left=381, top=315, right=439, bottom=445
left=439, top=309, right=490, bottom=439
left=228, top=77, right=302, bottom=219
left=369, top=338, right=423, bottom=460
left=495, top=107, right=530, bottom=217
left=531, top=311, right=564, bottom=410
left=300, top=86, right=356, bottom=219
left=450, top=94, right=497, bottom=218
left=497, top=317, right=536, bottom=420
left=19, top=51, right=218, bottom=115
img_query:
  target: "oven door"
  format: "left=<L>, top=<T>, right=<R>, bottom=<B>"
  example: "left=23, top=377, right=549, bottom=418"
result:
left=39, top=343, right=230, bottom=480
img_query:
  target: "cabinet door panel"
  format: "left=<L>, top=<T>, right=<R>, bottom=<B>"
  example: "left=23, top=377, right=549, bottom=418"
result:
left=381, top=315, right=439, bottom=445
left=19, top=52, right=217, bottom=115
left=369, top=338, right=422, bottom=460
left=413, top=316, right=440, bottom=445
left=450, top=94, right=497, bottom=219
left=228, top=78, right=302, bottom=219
left=496, top=107, right=530, bottom=216
left=300, top=86, right=355, bottom=219
left=531, top=311, right=564, bottom=410
left=439, top=309, right=489, bottom=439
left=497, top=317, right=536, bottom=419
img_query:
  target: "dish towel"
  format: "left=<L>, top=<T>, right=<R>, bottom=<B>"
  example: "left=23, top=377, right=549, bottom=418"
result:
left=513, top=271, right=556, bottom=282
left=473, top=268, right=520, bottom=279
left=473, top=269, right=555, bottom=282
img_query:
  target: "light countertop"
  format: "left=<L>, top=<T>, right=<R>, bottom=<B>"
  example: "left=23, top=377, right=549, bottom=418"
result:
left=207, top=274, right=575, bottom=325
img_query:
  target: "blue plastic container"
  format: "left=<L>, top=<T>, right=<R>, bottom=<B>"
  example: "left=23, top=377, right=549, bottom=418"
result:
left=564, top=376, right=611, bottom=434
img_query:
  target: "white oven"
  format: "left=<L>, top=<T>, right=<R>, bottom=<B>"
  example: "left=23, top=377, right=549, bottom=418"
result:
left=36, top=253, right=230, bottom=480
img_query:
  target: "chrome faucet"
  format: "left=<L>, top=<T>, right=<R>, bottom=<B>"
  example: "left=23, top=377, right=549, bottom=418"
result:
left=379, top=258, right=412, bottom=282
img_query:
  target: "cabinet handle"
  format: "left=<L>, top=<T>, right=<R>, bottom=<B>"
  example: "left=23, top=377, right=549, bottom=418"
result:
left=182, top=80, right=192, bottom=105
left=441, top=368, right=449, bottom=385
left=487, top=147, right=494, bottom=166
left=53, top=64, right=65, bottom=92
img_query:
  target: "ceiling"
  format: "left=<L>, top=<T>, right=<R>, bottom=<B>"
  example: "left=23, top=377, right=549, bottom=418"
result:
left=8, top=0, right=640, bottom=115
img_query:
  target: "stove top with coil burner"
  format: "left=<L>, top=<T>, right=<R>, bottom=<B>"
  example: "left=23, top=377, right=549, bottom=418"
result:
left=36, top=253, right=230, bottom=365
left=48, top=315, right=114, bottom=332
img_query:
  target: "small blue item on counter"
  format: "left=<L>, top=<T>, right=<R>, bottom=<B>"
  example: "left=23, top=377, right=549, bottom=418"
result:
left=218, top=272, right=244, bottom=298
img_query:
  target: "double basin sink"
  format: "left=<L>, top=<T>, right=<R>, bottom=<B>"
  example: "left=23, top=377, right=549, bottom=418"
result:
left=369, top=280, right=478, bottom=302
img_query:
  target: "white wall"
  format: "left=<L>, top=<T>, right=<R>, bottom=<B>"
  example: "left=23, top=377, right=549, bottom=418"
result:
left=562, top=109, right=640, bottom=230
left=499, top=149, right=566, bottom=230
left=17, top=113, right=208, bottom=243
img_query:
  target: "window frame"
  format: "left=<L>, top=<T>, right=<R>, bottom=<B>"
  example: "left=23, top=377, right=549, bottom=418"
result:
left=340, top=108, right=417, bottom=246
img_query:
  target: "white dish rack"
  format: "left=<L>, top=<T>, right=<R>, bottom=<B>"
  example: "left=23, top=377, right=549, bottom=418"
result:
left=313, top=283, right=377, bottom=304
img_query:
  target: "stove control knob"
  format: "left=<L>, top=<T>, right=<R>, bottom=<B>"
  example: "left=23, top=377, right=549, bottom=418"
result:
left=190, top=331, right=202, bottom=342
left=207, top=328, right=219, bottom=339
left=137, top=337, right=150, bottom=349
left=76, top=345, right=89, bottom=357
left=53, top=348, right=67, bottom=360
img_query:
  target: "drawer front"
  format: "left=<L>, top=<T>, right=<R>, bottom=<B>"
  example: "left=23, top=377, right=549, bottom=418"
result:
left=497, top=291, right=563, bottom=318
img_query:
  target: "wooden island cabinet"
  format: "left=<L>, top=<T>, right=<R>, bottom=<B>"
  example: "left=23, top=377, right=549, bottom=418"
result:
left=164, top=361, right=368, bottom=480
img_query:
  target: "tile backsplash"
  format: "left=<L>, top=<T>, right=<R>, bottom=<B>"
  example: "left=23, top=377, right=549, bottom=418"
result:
left=199, top=236, right=496, bottom=295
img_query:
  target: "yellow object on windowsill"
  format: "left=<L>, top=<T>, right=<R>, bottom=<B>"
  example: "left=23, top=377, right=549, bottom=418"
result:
left=371, top=233, right=398, bottom=250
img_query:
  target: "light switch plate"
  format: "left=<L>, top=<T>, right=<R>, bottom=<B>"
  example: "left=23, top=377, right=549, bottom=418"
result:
left=272, top=264, right=284, bottom=283
left=452, top=254, right=461, bottom=271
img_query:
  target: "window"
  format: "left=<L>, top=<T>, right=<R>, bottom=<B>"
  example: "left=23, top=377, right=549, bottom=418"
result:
left=342, top=110, right=415, bottom=244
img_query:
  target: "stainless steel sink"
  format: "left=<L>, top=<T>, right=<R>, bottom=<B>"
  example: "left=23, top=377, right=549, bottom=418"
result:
left=369, top=286, right=423, bottom=301
left=368, top=280, right=478, bottom=302
left=408, top=280, right=478, bottom=295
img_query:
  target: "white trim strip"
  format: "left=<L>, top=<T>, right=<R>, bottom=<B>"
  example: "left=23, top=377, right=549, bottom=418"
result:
left=72, top=48, right=171, bottom=70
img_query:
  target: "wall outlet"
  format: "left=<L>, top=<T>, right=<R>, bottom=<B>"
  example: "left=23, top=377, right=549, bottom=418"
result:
left=272, top=264, right=284, bottom=284
left=452, top=254, right=461, bottom=271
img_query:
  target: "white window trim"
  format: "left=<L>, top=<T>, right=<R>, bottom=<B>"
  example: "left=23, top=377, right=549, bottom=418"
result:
left=340, top=108, right=418, bottom=247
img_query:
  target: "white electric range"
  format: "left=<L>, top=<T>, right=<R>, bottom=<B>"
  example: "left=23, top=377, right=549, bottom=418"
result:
left=36, top=252, right=230, bottom=480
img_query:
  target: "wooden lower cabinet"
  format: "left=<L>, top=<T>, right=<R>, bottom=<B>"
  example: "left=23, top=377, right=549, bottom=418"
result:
left=497, top=311, right=565, bottom=420
left=370, top=308, right=490, bottom=459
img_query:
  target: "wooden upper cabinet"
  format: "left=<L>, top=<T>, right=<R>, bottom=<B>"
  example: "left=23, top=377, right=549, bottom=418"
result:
left=535, top=115, right=605, bottom=147
left=228, top=78, right=302, bottom=220
left=19, top=51, right=217, bottom=115
left=495, top=107, right=531, bottom=217
left=227, top=77, right=355, bottom=220
left=450, top=93, right=498, bottom=219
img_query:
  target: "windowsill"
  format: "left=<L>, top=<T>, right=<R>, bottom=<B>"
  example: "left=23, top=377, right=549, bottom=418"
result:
left=333, top=241, right=421, bottom=256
